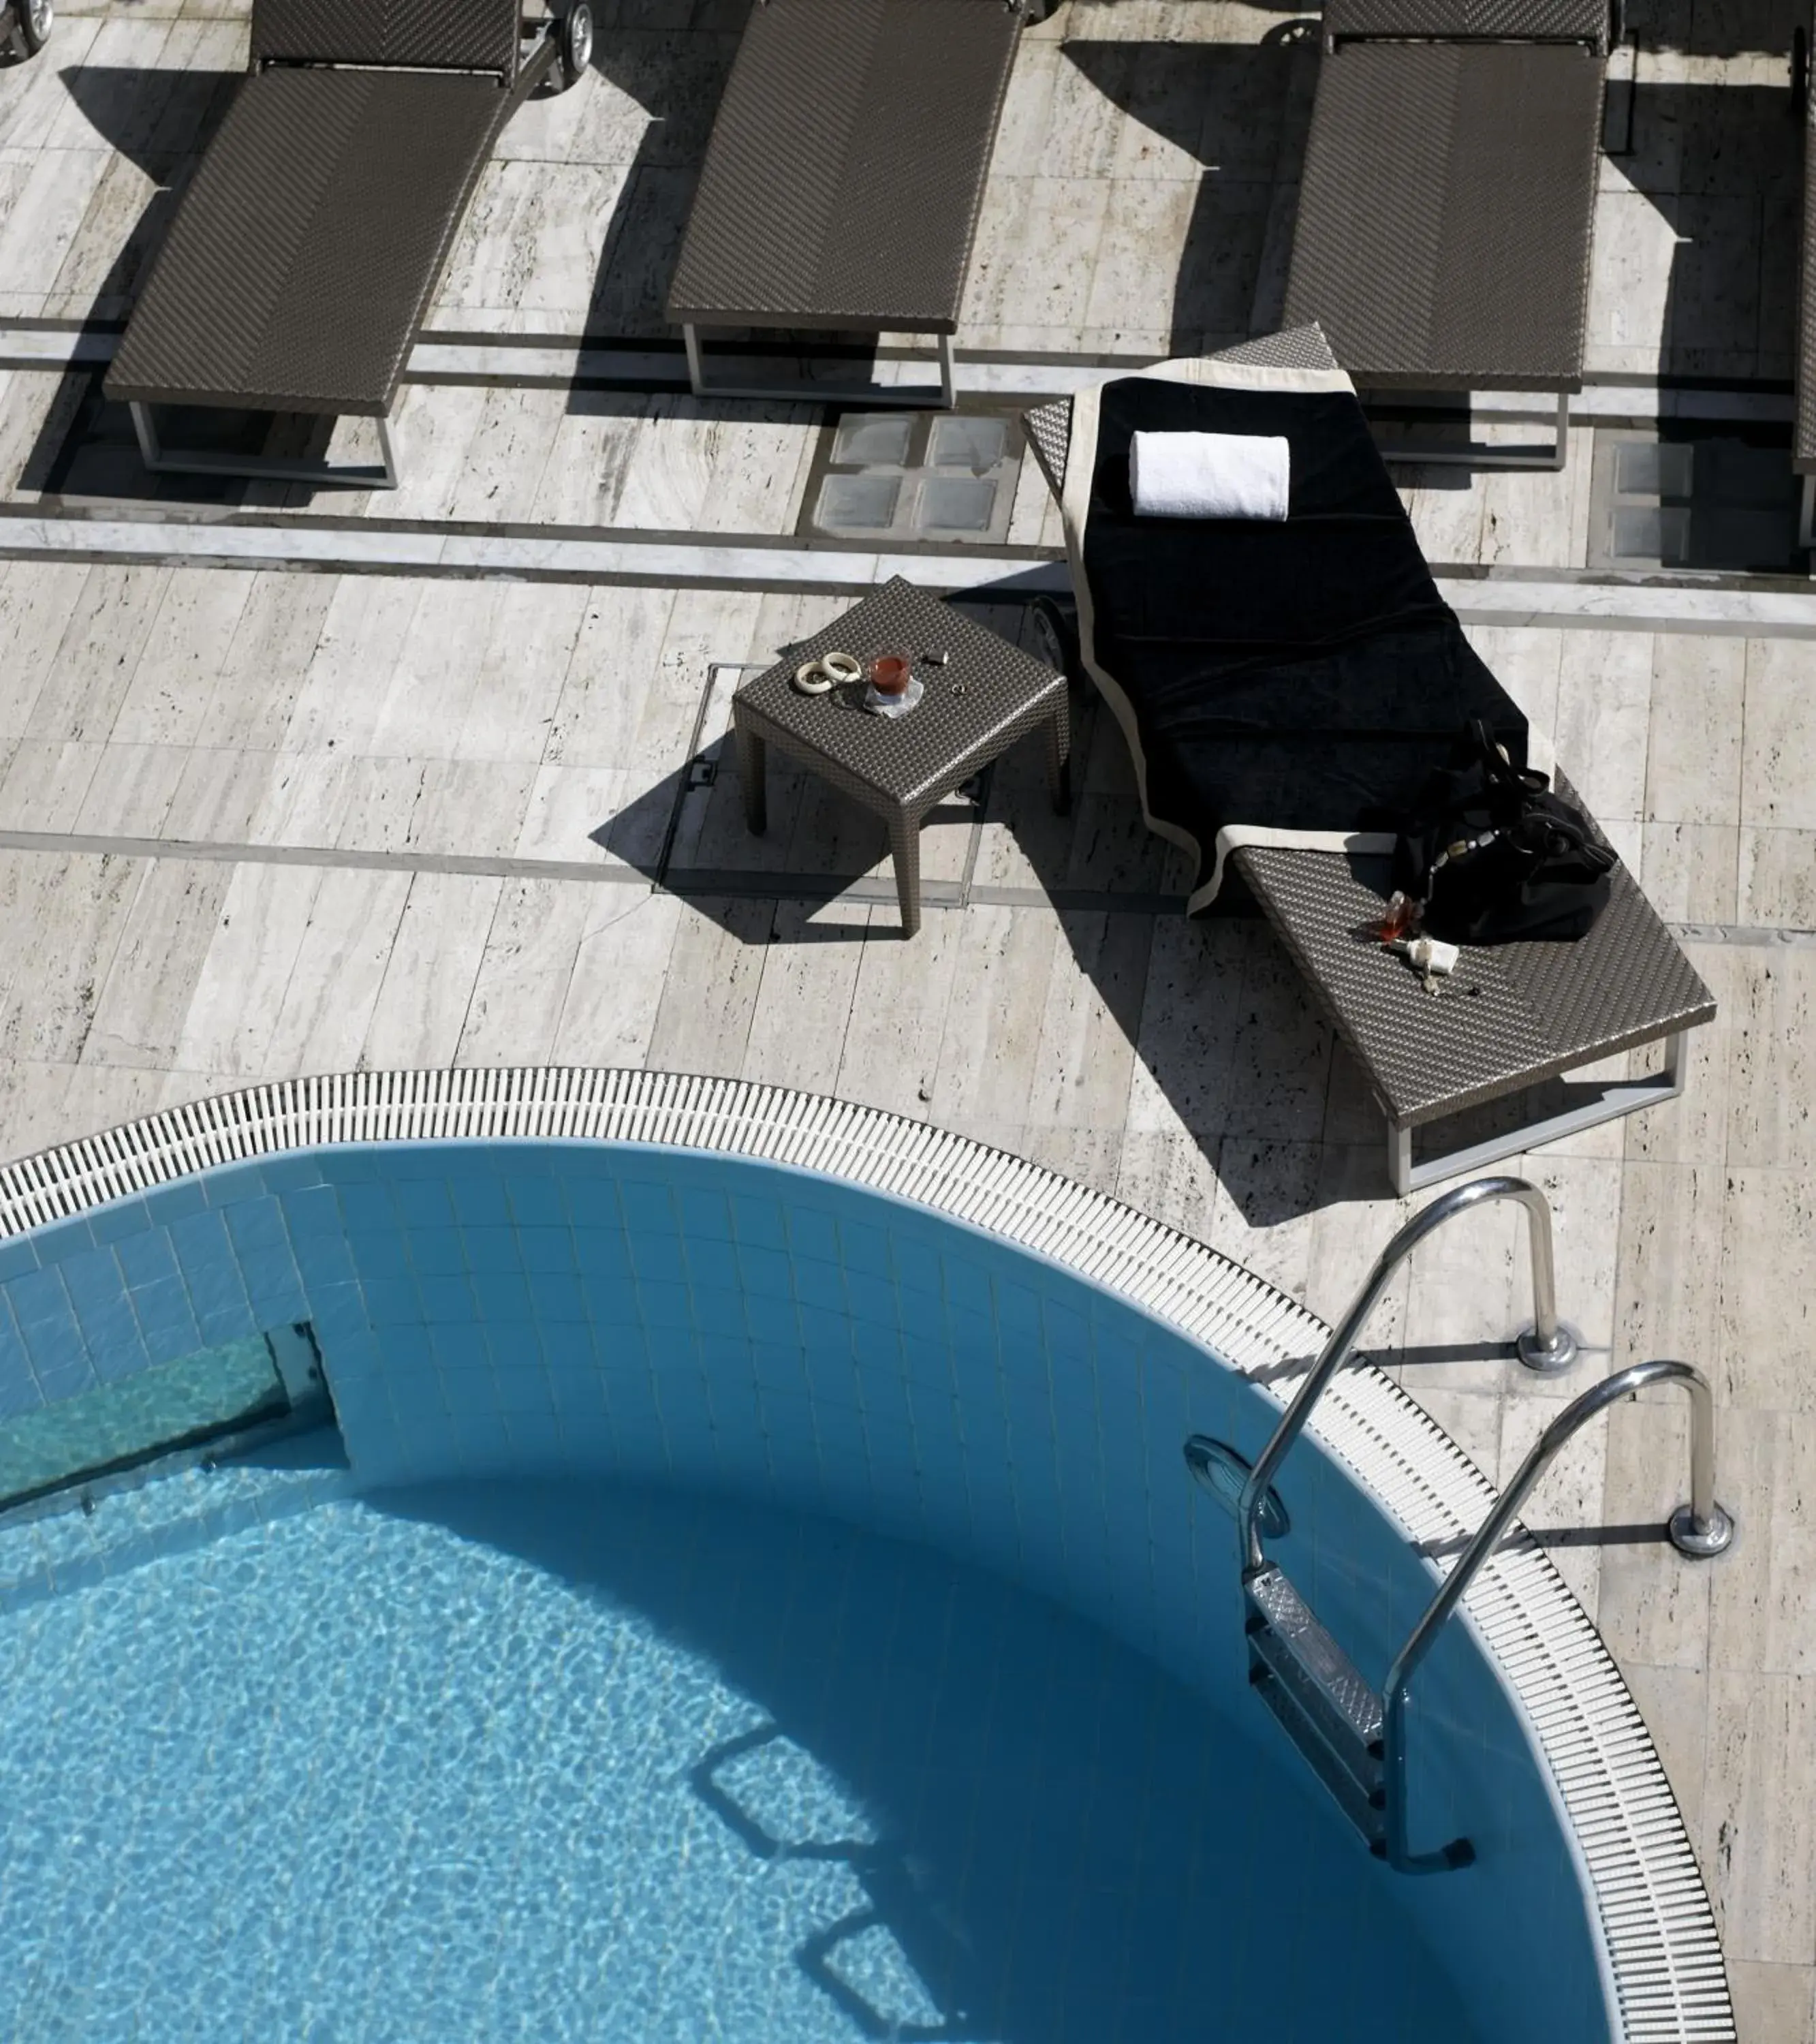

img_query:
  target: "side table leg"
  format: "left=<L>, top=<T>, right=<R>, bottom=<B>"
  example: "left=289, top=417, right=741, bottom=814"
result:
left=1046, top=701, right=1072, bottom=815
left=736, top=722, right=767, bottom=835
left=887, top=810, right=922, bottom=938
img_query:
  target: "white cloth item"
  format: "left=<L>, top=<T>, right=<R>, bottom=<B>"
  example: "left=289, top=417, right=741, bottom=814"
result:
left=1129, top=429, right=1291, bottom=521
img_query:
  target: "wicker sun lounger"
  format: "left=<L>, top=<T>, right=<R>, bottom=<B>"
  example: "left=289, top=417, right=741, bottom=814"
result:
left=105, top=0, right=589, bottom=489
left=1283, top=0, right=1612, bottom=471
left=1798, top=22, right=1816, bottom=549
left=1022, top=328, right=1713, bottom=1192
left=666, top=0, right=1031, bottom=409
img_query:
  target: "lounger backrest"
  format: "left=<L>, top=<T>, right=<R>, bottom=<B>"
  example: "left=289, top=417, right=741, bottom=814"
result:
left=251, top=0, right=520, bottom=80
left=1324, top=0, right=1609, bottom=50
left=1801, top=5, right=1816, bottom=469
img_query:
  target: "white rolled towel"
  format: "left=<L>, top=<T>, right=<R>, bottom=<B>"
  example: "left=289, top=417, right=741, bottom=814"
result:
left=1129, top=429, right=1291, bottom=521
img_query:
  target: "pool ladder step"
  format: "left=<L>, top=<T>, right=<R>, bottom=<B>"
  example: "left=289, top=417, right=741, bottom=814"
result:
left=1244, top=1563, right=1386, bottom=1854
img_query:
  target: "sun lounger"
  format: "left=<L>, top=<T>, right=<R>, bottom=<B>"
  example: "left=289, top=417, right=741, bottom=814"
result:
left=104, top=0, right=589, bottom=488
left=1798, top=22, right=1815, bottom=548
left=1022, top=328, right=1713, bottom=1191
left=666, top=0, right=1030, bottom=409
left=1282, top=0, right=1612, bottom=471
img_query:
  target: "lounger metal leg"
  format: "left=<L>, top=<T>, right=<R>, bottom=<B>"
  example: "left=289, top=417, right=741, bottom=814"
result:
left=129, top=400, right=161, bottom=472
left=125, top=400, right=402, bottom=489
left=680, top=320, right=958, bottom=409
left=683, top=322, right=706, bottom=401
left=1388, top=1029, right=1689, bottom=1193
left=1374, top=388, right=1569, bottom=471
left=1800, top=472, right=1815, bottom=553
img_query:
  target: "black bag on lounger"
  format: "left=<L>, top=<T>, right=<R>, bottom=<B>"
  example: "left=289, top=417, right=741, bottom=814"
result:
left=1396, top=720, right=1615, bottom=944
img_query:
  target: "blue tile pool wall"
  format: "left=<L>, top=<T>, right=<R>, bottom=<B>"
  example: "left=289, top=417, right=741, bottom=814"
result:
left=0, top=1141, right=1614, bottom=2043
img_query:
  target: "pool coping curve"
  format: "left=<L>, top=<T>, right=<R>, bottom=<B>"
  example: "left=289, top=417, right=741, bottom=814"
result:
left=0, top=1065, right=1735, bottom=2044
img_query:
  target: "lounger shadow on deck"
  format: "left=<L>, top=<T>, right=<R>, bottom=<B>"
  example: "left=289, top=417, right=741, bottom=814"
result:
left=1, top=65, right=240, bottom=504
left=581, top=24, right=744, bottom=339
left=1061, top=39, right=1310, bottom=356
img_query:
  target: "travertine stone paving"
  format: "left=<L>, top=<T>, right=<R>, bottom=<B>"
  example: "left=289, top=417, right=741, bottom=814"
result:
left=0, top=2, right=1811, bottom=2037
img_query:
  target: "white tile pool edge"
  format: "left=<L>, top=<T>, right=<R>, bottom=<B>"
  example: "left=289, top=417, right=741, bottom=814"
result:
left=0, top=1066, right=1733, bottom=2044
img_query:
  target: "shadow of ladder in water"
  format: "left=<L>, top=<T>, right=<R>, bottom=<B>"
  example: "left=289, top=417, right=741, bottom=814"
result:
left=691, top=1723, right=984, bottom=2041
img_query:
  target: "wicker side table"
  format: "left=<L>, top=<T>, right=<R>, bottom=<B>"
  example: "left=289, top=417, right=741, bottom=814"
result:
left=732, top=577, right=1069, bottom=935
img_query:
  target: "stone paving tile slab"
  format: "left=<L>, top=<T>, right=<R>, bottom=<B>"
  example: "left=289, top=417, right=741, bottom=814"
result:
left=1727, top=1962, right=1816, bottom=2044
left=738, top=899, right=869, bottom=1095
left=260, top=865, right=412, bottom=1077
left=361, top=870, right=501, bottom=1070
left=1702, top=1668, right=1816, bottom=1964
left=110, top=568, right=253, bottom=749
left=548, top=886, right=682, bottom=1066
left=1737, top=827, right=1816, bottom=927
left=456, top=876, right=595, bottom=1069
left=929, top=900, right=1065, bottom=1138
left=1724, top=944, right=1816, bottom=1170
left=644, top=892, right=770, bottom=1077
left=1742, top=638, right=1816, bottom=833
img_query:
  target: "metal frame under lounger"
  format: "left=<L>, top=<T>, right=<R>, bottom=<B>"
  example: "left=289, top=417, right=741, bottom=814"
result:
left=1022, top=330, right=1715, bottom=1194
left=104, top=0, right=582, bottom=489
left=665, top=0, right=1031, bottom=410
left=1282, top=0, right=1613, bottom=472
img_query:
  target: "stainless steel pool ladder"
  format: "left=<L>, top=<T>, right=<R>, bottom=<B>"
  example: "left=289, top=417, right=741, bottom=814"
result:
left=1234, top=1176, right=1736, bottom=1874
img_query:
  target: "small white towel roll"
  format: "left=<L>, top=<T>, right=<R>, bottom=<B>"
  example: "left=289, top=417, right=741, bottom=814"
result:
left=1129, top=429, right=1291, bottom=521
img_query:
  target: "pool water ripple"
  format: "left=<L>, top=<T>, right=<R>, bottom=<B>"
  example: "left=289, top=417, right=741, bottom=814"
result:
left=0, top=1459, right=1477, bottom=2044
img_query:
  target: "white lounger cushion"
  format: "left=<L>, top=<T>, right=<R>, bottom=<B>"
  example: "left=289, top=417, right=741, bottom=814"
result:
left=1129, top=429, right=1290, bottom=521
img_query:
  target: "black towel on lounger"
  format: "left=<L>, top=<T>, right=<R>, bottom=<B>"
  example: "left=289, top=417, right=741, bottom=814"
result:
left=1079, top=376, right=1527, bottom=897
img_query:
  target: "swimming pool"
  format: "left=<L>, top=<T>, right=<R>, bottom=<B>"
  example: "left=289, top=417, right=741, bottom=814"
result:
left=3, top=1449, right=1483, bottom=2043
left=0, top=1071, right=1734, bottom=2043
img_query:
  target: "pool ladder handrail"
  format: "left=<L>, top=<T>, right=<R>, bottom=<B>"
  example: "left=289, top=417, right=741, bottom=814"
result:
left=1377, top=1355, right=1734, bottom=1870
left=1233, top=1176, right=1735, bottom=1874
left=1239, top=1176, right=1578, bottom=1581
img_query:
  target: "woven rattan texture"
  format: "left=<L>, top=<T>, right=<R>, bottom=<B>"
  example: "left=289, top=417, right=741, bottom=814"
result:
left=1324, top=0, right=1609, bottom=47
left=1212, top=322, right=1342, bottom=372
left=668, top=0, right=1021, bottom=330
left=251, top=0, right=520, bottom=75
left=1234, top=848, right=1714, bottom=1124
left=1022, top=398, right=1072, bottom=498
left=107, top=69, right=511, bottom=414
left=1284, top=42, right=1601, bottom=386
left=1800, top=104, right=1816, bottom=465
left=734, top=577, right=1063, bottom=809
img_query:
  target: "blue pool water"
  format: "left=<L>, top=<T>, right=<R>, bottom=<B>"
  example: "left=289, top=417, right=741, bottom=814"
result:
left=0, top=1138, right=1617, bottom=2040
left=0, top=1442, right=1477, bottom=2044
